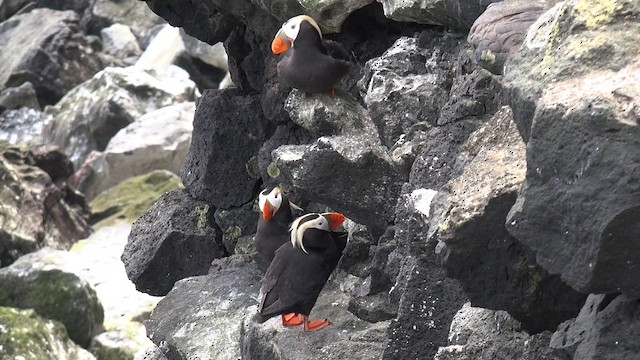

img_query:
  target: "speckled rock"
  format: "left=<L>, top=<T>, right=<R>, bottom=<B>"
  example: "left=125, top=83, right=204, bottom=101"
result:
left=75, top=102, right=194, bottom=200
left=0, top=247, right=104, bottom=348
left=434, top=303, right=565, bottom=360
left=0, top=107, right=50, bottom=145
left=214, top=201, right=259, bottom=254
left=0, top=307, right=95, bottom=360
left=379, top=0, right=501, bottom=30
left=122, top=189, right=226, bottom=296
left=44, top=66, right=196, bottom=168
left=0, top=81, right=40, bottom=111
left=550, top=294, right=640, bottom=360
left=503, top=0, right=640, bottom=297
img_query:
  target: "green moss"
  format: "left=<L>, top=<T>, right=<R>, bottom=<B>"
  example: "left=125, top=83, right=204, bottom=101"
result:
left=245, top=156, right=261, bottom=179
left=225, top=225, right=243, bottom=241
left=193, top=204, right=210, bottom=233
left=267, top=162, right=281, bottom=178
left=89, top=170, right=183, bottom=227
left=515, top=257, right=542, bottom=310
left=574, top=0, right=616, bottom=29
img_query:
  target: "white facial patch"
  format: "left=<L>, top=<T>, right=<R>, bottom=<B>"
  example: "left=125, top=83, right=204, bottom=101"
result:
left=259, top=187, right=282, bottom=214
left=290, top=213, right=329, bottom=254
left=281, top=15, right=322, bottom=43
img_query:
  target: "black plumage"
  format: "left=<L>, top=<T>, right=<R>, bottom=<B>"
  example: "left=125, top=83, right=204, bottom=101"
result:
left=255, top=190, right=294, bottom=265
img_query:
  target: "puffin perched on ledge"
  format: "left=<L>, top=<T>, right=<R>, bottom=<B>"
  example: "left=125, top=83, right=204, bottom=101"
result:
left=271, top=15, right=352, bottom=96
left=256, top=212, right=347, bottom=331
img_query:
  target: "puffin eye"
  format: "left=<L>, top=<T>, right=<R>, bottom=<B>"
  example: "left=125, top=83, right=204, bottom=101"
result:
left=290, top=24, right=296, bottom=29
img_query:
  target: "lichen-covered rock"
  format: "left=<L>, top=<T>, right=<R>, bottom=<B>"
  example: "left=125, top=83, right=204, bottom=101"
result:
left=379, top=0, right=501, bottom=30
left=467, top=0, right=556, bottom=74
left=214, top=201, right=259, bottom=254
left=430, top=107, right=586, bottom=332
left=503, top=0, right=640, bottom=297
left=0, top=307, right=95, bottom=360
left=89, top=170, right=182, bottom=227
left=257, top=124, right=314, bottom=188
left=145, top=255, right=261, bottom=360
left=122, top=189, right=226, bottom=296
left=550, top=294, right=640, bottom=360
left=0, top=141, right=92, bottom=265
left=284, top=89, right=376, bottom=137
left=273, top=134, right=404, bottom=228
left=0, top=247, right=105, bottom=348
left=434, top=303, right=565, bottom=360
left=75, top=102, right=194, bottom=200
left=181, top=89, right=269, bottom=209
left=44, top=66, right=196, bottom=168
left=0, top=8, right=103, bottom=105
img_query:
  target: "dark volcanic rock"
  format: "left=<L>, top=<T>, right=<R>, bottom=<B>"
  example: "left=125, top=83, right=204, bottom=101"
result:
left=257, top=124, right=314, bottom=189
left=503, top=0, right=640, bottom=296
left=182, top=89, right=269, bottom=209
left=0, top=8, right=103, bottom=106
left=435, top=303, right=567, bottom=360
left=0, top=141, right=92, bottom=266
left=122, top=189, right=226, bottom=296
left=550, top=294, right=640, bottom=360
left=380, top=0, right=502, bottom=30
left=431, top=108, right=586, bottom=333
left=214, top=201, right=260, bottom=254
left=273, top=134, right=404, bottom=228
left=223, top=26, right=269, bottom=93
left=145, top=255, right=261, bottom=360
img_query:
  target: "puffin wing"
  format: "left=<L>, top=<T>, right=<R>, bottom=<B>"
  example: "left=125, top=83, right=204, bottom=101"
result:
left=323, top=39, right=352, bottom=62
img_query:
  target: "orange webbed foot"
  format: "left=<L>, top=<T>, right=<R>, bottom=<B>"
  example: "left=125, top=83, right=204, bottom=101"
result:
left=302, top=315, right=331, bottom=332
left=281, top=313, right=303, bottom=326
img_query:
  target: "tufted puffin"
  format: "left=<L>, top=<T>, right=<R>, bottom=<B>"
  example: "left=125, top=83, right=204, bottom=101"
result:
left=256, top=212, right=347, bottom=331
left=271, top=15, right=352, bottom=96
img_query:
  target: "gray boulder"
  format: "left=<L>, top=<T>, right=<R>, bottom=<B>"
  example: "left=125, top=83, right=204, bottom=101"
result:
left=100, top=23, right=142, bottom=58
left=179, top=29, right=228, bottom=71
left=122, top=189, right=226, bottom=296
left=181, top=89, right=268, bottom=209
left=90, top=0, right=165, bottom=40
left=257, top=124, right=314, bottom=188
left=0, top=247, right=105, bottom=348
left=431, top=107, right=585, bottom=332
left=44, top=66, right=196, bottom=168
left=0, top=8, right=103, bottom=105
left=551, top=294, right=640, bottom=360
left=0, top=307, right=95, bottom=360
left=0, top=81, right=40, bottom=111
left=75, top=102, right=195, bottom=201
left=273, top=134, right=404, bottom=228
left=0, top=107, right=49, bottom=145
left=379, top=0, right=501, bottom=30
left=0, top=0, right=94, bottom=22
left=503, top=0, right=640, bottom=296
left=434, top=303, right=566, bottom=359
left=145, top=255, right=262, bottom=360
left=0, top=141, right=92, bottom=265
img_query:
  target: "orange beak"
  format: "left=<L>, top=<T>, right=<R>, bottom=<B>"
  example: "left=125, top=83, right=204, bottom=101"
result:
left=271, top=30, right=291, bottom=54
left=323, top=213, right=345, bottom=231
left=262, top=201, right=275, bottom=221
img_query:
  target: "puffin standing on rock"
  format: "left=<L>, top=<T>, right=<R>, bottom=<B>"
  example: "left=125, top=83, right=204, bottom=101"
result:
left=255, top=186, right=304, bottom=326
left=271, top=15, right=352, bottom=96
left=255, top=212, right=347, bottom=332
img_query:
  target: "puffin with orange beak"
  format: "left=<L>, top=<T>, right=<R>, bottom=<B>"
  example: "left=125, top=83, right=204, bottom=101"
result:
left=271, top=15, right=352, bottom=96
left=256, top=212, right=348, bottom=331
left=256, top=186, right=304, bottom=326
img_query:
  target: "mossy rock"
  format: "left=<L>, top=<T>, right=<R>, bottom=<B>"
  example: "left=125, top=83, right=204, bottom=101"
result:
left=0, top=306, right=95, bottom=360
left=89, top=170, right=183, bottom=227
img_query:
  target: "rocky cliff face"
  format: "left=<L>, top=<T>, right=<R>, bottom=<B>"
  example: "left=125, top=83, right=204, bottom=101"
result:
left=0, top=0, right=638, bottom=359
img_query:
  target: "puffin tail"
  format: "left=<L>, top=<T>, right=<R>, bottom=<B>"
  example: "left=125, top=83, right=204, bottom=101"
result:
left=252, top=312, right=271, bottom=324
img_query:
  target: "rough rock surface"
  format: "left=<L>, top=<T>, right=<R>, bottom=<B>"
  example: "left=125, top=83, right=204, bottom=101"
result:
left=90, top=0, right=165, bottom=39
left=0, top=107, right=50, bottom=145
left=0, top=247, right=104, bottom=348
left=434, top=303, right=566, bottom=360
left=257, top=124, right=314, bottom=188
left=146, top=256, right=261, bottom=360
left=379, top=0, right=501, bottom=30
left=0, top=81, right=40, bottom=111
left=100, top=23, right=142, bottom=58
left=0, top=307, right=95, bottom=360
left=181, top=89, right=269, bottom=209
left=0, top=141, right=92, bottom=266
left=0, top=8, right=103, bottom=105
left=122, top=189, right=226, bottom=296
left=76, top=102, right=194, bottom=200
left=214, top=201, right=259, bottom=254
left=89, top=170, right=182, bottom=227
left=550, top=293, right=640, bottom=360
left=44, top=66, right=196, bottom=168
left=430, top=107, right=586, bottom=332
left=467, top=0, right=556, bottom=74
left=503, top=0, right=640, bottom=296
left=273, top=134, right=404, bottom=228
